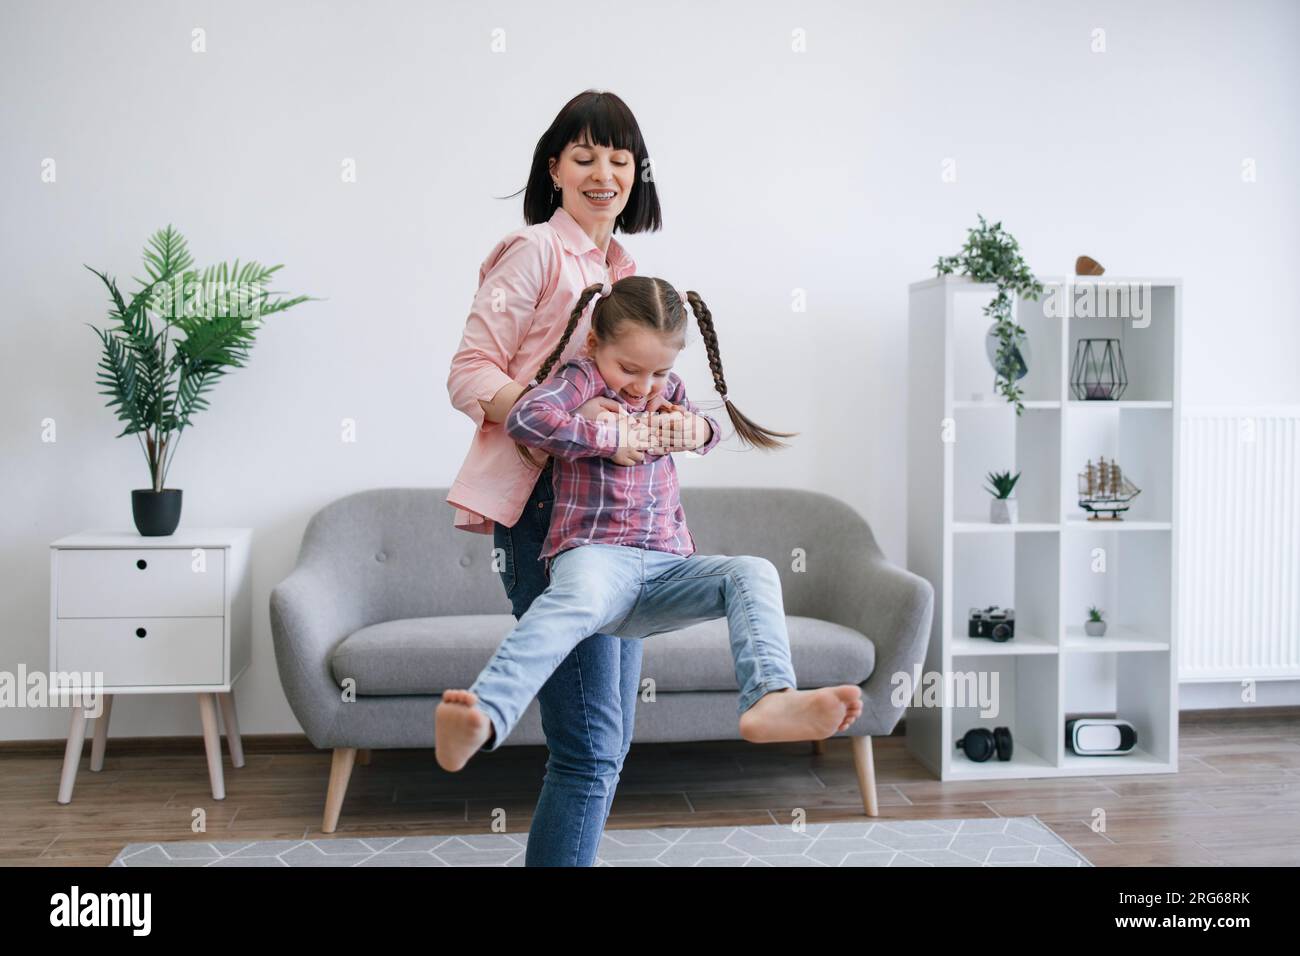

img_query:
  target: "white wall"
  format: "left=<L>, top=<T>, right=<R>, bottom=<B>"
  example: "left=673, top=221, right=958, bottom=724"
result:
left=3, top=0, right=1297, bottom=741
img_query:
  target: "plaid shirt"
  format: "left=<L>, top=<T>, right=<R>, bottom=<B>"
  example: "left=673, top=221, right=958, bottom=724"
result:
left=505, top=354, right=723, bottom=574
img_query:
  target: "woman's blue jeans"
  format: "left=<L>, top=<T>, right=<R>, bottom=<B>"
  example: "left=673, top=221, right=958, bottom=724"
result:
left=491, top=459, right=643, bottom=867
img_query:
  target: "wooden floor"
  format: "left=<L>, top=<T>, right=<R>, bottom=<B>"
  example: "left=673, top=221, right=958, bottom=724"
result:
left=2, top=711, right=1298, bottom=866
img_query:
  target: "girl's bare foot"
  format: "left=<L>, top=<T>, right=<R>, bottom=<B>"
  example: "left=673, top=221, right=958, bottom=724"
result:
left=435, top=689, right=494, bottom=772
left=836, top=690, right=864, bottom=732
left=738, top=685, right=863, bottom=743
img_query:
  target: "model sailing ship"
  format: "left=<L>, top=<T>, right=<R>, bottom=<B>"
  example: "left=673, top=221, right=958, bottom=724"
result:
left=1077, top=456, right=1142, bottom=520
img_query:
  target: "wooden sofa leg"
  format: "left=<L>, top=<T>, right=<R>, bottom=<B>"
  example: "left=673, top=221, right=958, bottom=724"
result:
left=850, top=736, right=880, bottom=817
left=357, top=748, right=371, bottom=766
left=323, top=748, right=357, bottom=834
left=811, top=739, right=826, bottom=755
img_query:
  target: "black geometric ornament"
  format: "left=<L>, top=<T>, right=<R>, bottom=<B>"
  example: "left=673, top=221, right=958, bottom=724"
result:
left=1070, top=338, right=1128, bottom=400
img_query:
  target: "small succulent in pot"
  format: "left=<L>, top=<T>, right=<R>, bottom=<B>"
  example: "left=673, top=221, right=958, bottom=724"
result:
left=985, top=469, right=1021, bottom=524
left=1085, top=605, right=1107, bottom=637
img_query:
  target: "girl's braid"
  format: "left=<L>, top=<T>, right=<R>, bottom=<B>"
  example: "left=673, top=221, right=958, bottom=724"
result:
left=682, top=290, right=798, bottom=450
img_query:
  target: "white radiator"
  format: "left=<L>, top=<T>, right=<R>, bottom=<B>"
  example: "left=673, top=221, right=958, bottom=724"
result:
left=1180, top=408, right=1300, bottom=680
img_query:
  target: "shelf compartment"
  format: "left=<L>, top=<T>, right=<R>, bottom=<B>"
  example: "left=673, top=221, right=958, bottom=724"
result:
left=1061, top=528, right=1172, bottom=647
left=1061, top=650, right=1175, bottom=766
left=953, top=532, right=1060, bottom=650
left=1065, top=281, right=1175, bottom=403
left=950, top=286, right=1063, bottom=404
left=1064, top=403, right=1173, bottom=524
left=948, top=653, right=1059, bottom=778
left=953, top=405, right=1061, bottom=525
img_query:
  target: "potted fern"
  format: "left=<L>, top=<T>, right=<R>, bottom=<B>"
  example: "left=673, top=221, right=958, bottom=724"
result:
left=1085, top=605, right=1108, bottom=637
left=985, top=469, right=1021, bottom=523
left=85, top=225, right=314, bottom=536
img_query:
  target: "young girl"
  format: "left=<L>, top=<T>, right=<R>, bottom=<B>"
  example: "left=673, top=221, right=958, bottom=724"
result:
left=435, top=276, right=863, bottom=771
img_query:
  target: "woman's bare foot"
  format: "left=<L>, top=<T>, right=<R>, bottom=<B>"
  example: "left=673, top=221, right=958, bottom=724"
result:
left=738, top=685, right=863, bottom=743
left=434, top=689, right=494, bottom=772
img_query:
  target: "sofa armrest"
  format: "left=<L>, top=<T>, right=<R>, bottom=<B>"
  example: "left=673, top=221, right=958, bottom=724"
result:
left=821, top=553, right=935, bottom=734
left=269, top=565, right=369, bottom=746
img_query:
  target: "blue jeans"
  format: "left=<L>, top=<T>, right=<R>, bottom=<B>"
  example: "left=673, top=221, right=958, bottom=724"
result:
left=491, top=460, right=643, bottom=867
left=471, top=538, right=800, bottom=772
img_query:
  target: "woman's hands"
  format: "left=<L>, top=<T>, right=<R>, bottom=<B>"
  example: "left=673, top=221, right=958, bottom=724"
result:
left=478, top=381, right=529, bottom=425
left=574, top=396, right=645, bottom=465
left=573, top=395, right=622, bottom=421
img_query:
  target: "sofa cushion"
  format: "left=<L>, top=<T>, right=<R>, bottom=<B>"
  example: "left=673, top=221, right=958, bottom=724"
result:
left=330, top=614, right=875, bottom=697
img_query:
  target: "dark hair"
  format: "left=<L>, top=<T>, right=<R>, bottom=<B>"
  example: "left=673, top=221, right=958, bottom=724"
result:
left=504, top=89, right=663, bottom=233
left=512, top=276, right=797, bottom=468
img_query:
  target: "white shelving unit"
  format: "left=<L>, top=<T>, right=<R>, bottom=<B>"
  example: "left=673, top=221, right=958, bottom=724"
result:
left=905, top=274, right=1180, bottom=780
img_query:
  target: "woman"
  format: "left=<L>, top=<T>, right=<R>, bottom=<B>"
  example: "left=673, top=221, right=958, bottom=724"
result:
left=445, top=90, right=666, bottom=866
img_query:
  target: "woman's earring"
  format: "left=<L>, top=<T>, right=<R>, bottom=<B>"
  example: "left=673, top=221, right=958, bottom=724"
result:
left=553, top=181, right=561, bottom=191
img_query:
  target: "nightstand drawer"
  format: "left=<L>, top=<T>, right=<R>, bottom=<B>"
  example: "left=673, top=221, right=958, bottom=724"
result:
left=55, top=617, right=225, bottom=686
left=56, top=548, right=225, bottom=618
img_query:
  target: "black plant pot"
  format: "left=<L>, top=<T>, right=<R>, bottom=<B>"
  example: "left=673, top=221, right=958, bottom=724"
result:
left=132, top=489, right=183, bottom=536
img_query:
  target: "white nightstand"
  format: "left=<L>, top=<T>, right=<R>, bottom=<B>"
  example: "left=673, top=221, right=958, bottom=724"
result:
left=49, top=528, right=253, bottom=803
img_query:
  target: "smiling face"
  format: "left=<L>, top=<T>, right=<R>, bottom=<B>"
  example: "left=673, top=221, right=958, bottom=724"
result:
left=586, top=324, right=682, bottom=411
left=548, top=132, right=635, bottom=232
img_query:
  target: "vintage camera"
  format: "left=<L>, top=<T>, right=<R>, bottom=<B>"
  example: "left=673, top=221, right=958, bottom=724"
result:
left=968, top=605, right=1015, bottom=642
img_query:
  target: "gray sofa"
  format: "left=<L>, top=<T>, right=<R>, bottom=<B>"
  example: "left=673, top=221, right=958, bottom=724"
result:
left=269, top=486, right=934, bottom=833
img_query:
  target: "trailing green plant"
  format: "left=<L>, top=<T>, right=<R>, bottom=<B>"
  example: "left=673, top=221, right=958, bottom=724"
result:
left=1087, top=605, right=1105, bottom=622
left=85, top=225, right=316, bottom=492
left=935, top=214, right=1044, bottom=414
left=983, top=469, right=1021, bottom=499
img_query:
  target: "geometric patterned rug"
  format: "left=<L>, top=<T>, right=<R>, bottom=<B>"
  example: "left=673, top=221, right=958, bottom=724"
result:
left=110, top=817, right=1092, bottom=866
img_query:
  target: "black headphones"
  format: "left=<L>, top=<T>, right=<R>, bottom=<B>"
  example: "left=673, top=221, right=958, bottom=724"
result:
left=956, top=726, right=1013, bottom=762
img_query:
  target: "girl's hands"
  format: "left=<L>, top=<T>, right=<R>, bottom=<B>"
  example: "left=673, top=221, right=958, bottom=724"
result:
left=609, top=445, right=646, bottom=466
left=573, top=394, right=709, bottom=465
left=641, top=403, right=711, bottom=456
left=608, top=413, right=654, bottom=466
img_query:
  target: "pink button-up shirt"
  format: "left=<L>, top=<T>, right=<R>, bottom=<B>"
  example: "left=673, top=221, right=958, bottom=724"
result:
left=446, top=205, right=638, bottom=535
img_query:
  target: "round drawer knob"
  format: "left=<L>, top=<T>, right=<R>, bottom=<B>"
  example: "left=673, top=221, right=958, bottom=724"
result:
left=458, top=554, right=472, bottom=567
left=135, top=627, right=147, bottom=638
left=375, top=551, right=387, bottom=562
left=136, top=559, right=148, bottom=569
